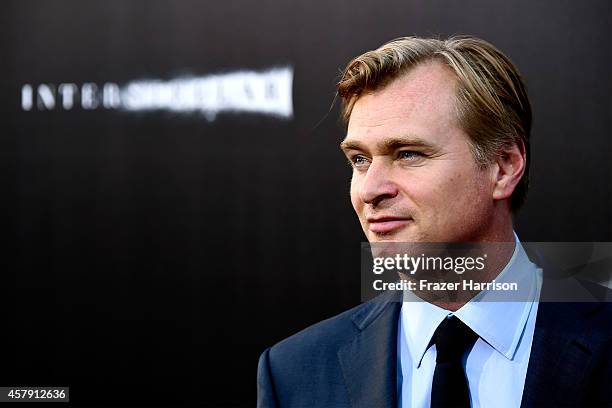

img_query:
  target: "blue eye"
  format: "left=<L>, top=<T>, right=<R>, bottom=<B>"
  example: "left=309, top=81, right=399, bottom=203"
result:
left=354, top=156, right=366, bottom=165
left=399, top=151, right=420, bottom=160
left=350, top=155, right=369, bottom=168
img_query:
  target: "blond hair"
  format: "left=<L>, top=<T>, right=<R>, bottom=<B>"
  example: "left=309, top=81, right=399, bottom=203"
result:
left=337, top=36, right=532, bottom=210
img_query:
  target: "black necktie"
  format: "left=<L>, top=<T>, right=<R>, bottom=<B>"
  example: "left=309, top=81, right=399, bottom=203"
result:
left=430, top=315, right=479, bottom=408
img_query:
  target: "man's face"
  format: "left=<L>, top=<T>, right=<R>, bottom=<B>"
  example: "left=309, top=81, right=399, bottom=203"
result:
left=341, top=61, right=497, bottom=243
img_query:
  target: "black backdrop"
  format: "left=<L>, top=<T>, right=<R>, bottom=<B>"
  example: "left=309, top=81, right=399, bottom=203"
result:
left=3, top=0, right=610, bottom=406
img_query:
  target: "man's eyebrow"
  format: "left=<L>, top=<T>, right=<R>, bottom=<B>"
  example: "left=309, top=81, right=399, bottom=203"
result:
left=339, top=139, right=364, bottom=152
left=382, top=136, right=437, bottom=150
left=340, top=135, right=438, bottom=152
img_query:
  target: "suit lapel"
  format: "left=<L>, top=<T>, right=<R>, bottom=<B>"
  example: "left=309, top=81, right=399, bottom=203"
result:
left=337, top=292, right=402, bottom=408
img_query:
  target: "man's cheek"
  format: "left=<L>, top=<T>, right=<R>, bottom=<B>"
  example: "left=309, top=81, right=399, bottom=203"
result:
left=349, top=178, right=361, bottom=212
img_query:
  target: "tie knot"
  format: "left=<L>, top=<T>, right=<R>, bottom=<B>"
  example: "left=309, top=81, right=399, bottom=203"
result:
left=431, top=316, right=478, bottom=363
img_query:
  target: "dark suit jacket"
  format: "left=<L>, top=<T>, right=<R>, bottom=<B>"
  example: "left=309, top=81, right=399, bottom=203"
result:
left=257, top=289, right=611, bottom=407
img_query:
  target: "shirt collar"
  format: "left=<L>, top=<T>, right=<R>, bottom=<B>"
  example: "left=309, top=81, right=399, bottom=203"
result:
left=400, top=233, right=541, bottom=367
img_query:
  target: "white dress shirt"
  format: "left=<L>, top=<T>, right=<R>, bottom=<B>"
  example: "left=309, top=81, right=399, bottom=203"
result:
left=398, top=235, right=543, bottom=408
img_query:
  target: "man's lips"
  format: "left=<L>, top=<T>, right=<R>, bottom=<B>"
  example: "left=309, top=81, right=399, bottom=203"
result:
left=366, top=216, right=412, bottom=234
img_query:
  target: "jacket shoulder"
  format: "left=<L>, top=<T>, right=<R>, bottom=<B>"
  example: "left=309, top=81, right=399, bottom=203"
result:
left=269, top=291, right=400, bottom=360
left=269, top=303, right=362, bottom=361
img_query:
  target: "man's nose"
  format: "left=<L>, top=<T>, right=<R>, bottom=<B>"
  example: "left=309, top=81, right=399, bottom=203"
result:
left=358, top=159, right=399, bottom=205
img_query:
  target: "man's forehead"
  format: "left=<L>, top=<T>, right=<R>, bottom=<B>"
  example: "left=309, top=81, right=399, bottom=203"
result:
left=349, top=62, right=457, bottom=122
left=343, top=62, right=460, bottom=150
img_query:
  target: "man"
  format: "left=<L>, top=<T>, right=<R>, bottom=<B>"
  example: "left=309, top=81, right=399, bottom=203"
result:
left=257, top=36, right=610, bottom=407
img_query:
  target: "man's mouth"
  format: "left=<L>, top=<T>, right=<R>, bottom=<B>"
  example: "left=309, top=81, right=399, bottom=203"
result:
left=366, top=216, right=413, bottom=234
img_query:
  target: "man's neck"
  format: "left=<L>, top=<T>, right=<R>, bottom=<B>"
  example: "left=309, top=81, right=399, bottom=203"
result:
left=400, top=222, right=517, bottom=311
left=434, top=229, right=517, bottom=311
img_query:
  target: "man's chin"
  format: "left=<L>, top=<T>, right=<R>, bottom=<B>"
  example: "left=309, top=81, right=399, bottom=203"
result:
left=368, top=238, right=432, bottom=261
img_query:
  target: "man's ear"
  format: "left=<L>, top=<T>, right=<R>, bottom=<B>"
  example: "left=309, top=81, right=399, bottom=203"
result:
left=492, top=139, right=526, bottom=201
